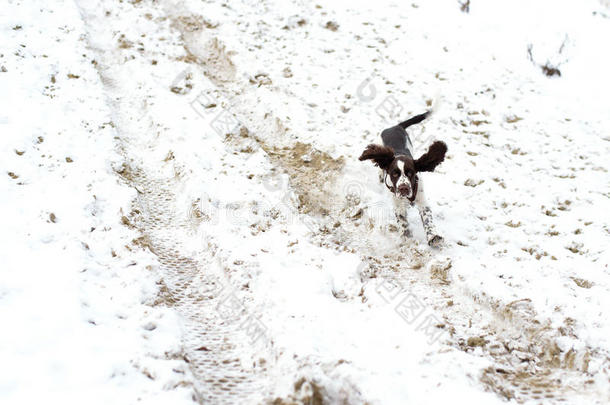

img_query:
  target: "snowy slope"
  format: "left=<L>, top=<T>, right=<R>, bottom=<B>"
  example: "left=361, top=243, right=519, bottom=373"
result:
left=2, top=0, right=610, bottom=404
left=0, top=1, right=196, bottom=404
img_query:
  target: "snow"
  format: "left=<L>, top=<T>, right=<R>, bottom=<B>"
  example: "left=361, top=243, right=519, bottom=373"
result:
left=0, top=1, right=195, bottom=404
left=1, top=0, right=609, bottom=404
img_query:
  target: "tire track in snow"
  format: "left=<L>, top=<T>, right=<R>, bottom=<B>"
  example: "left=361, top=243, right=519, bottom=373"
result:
left=75, top=1, right=273, bottom=403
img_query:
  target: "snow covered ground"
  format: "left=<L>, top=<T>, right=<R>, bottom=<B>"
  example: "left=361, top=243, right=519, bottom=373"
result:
left=1, top=0, right=609, bottom=404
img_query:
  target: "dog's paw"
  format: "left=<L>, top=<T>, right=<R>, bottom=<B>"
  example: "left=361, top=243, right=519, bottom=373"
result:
left=428, top=235, right=444, bottom=248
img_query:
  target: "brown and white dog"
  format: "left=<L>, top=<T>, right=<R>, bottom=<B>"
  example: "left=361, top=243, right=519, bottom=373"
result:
left=359, top=111, right=447, bottom=247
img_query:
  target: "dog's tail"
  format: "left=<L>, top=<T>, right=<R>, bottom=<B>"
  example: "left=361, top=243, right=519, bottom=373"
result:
left=398, top=111, right=430, bottom=129
left=398, top=95, right=442, bottom=129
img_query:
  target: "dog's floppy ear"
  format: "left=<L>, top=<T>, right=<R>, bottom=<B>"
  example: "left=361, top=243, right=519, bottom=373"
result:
left=414, top=141, right=447, bottom=172
left=359, top=144, right=395, bottom=170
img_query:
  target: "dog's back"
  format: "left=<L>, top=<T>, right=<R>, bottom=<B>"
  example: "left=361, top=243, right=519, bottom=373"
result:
left=381, top=126, right=411, bottom=157
left=380, top=111, right=429, bottom=157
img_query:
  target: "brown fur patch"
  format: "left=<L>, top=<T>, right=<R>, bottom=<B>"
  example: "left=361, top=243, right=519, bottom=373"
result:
left=358, top=144, right=395, bottom=170
left=414, top=141, right=447, bottom=172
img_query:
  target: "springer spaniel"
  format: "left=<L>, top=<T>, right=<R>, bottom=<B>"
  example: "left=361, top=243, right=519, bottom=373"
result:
left=359, top=111, right=447, bottom=247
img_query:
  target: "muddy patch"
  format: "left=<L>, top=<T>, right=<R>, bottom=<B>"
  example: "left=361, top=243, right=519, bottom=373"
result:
left=481, top=367, right=561, bottom=402
left=271, top=378, right=325, bottom=405
left=471, top=296, right=599, bottom=402
left=221, top=125, right=346, bottom=217
left=262, top=141, right=345, bottom=216
left=171, top=15, right=235, bottom=84
left=271, top=363, right=366, bottom=405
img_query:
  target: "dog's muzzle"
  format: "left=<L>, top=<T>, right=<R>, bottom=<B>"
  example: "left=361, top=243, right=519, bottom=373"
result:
left=384, top=171, right=418, bottom=202
left=397, top=183, right=411, bottom=197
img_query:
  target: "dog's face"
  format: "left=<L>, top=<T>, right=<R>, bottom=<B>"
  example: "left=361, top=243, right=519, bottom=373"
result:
left=387, top=155, right=417, bottom=198
left=359, top=141, right=447, bottom=199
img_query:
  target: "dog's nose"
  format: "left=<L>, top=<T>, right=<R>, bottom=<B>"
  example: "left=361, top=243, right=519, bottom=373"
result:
left=397, top=184, right=410, bottom=196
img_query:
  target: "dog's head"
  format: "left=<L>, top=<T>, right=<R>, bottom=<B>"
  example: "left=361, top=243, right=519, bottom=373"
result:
left=359, top=141, right=447, bottom=199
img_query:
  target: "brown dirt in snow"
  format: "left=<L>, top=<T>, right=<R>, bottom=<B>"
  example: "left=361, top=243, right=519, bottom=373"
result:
left=472, top=296, right=597, bottom=402
left=271, top=377, right=325, bottom=405
left=171, top=15, right=235, bottom=84
left=262, top=141, right=345, bottom=216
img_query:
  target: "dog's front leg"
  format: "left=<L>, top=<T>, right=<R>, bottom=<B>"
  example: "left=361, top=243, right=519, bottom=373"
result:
left=419, top=206, right=443, bottom=247
left=392, top=195, right=412, bottom=238
left=414, top=180, right=443, bottom=247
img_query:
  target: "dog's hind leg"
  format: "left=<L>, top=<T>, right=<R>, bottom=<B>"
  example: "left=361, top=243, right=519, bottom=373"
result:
left=392, top=195, right=412, bottom=238
left=414, top=180, right=443, bottom=247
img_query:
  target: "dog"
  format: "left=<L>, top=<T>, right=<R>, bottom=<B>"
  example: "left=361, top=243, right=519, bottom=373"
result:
left=359, top=111, right=447, bottom=247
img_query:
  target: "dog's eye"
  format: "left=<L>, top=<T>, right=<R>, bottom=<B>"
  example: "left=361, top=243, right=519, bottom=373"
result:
left=392, top=169, right=400, bottom=177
